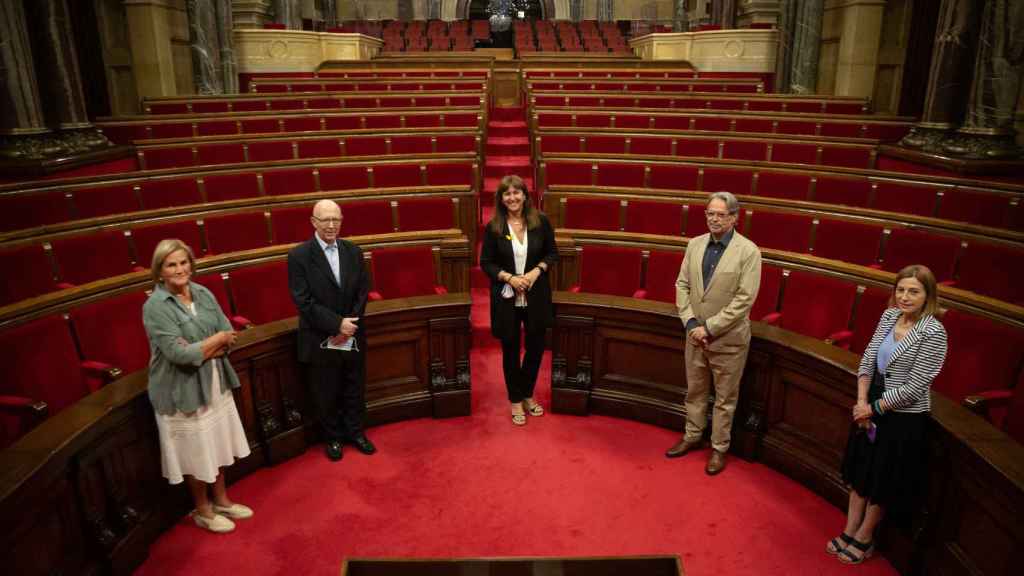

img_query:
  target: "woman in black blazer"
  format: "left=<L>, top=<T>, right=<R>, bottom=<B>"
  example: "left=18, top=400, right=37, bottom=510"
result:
left=479, top=175, right=559, bottom=426
left=828, top=265, right=948, bottom=564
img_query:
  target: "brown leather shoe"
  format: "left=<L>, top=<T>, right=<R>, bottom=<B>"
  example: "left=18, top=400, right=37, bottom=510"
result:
left=665, top=437, right=700, bottom=458
left=706, top=450, right=727, bottom=475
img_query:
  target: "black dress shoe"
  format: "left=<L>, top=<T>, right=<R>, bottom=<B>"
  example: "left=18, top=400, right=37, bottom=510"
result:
left=325, top=440, right=343, bottom=461
left=350, top=435, right=377, bottom=455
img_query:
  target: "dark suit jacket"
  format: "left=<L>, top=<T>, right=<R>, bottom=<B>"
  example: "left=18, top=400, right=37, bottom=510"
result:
left=479, top=213, right=559, bottom=341
left=288, top=236, right=369, bottom=364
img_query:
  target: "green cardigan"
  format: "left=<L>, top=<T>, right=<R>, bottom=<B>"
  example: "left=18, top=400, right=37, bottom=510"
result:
left=142, top=281, right=240, bottom=415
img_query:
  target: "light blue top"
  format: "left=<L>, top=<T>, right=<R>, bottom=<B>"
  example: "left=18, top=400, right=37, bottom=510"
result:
left=876, top=325, right=898, bottom=374
left=315, top=234, right=341, bottom=285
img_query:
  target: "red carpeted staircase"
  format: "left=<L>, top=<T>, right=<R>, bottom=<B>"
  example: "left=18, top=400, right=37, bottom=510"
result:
left=483, top=106, right=533, bottom=208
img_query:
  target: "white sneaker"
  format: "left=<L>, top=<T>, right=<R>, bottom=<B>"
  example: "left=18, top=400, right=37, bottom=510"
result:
left=213, top=502, right=254, bottom=520
left=192, top=511, right=236, bottom=533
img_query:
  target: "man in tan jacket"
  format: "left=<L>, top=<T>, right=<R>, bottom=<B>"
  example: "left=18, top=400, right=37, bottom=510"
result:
left=665, top=191, right=761, bottom=475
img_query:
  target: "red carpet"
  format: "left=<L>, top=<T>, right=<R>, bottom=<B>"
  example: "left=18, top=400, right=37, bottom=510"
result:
left=135, top=107, right=896, bottom=575
left=134, top=284, right=897, bottom=576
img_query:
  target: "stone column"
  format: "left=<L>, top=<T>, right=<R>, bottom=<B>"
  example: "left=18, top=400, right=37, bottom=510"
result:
left=776, top=0, right=823, bottom=94
left=712, top=0, right=737, bottom=28
left=124, top=0, right=179, bottom=98
left=217, top=0, right=238, bottom=94
left=0, top=0, right=50, bottom=140
left=674, top=0, right=689, bottom=32
left=832, top=0, right=885, bottom=98
left=185, top=0, right=238, bottom=95
left=233, top=0, right=274, bottom=29
left=899, top=0, right=984, bottom=151
left=273, top=0, right=302, bottom=28
left=943, top=0, right=1024, bottom=159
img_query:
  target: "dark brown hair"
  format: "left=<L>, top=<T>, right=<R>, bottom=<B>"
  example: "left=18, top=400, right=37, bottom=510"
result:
left=487, top=174, right=540, bottom=235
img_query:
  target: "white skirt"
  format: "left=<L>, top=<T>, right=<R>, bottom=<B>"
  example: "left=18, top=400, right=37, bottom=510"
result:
left=155, top=359, right=251, bottom=484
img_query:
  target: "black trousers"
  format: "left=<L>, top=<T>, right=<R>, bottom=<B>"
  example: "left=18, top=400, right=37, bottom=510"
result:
left=308, top=350, right=366, bottom=442
left=500, top=307, right=546, bottom=403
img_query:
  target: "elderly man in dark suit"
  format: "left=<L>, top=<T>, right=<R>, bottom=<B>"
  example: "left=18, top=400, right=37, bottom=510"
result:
left=288, top=199, right=375, bottom=461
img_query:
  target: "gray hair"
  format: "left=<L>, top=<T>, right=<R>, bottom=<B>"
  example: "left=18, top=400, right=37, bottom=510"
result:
left=708, top=191, right=739, bottom=214
left=151, top=238, right=196, bottom=284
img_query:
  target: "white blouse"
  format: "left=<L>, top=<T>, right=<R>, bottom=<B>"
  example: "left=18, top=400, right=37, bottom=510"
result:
left=510, top=227, right=528, bottom=307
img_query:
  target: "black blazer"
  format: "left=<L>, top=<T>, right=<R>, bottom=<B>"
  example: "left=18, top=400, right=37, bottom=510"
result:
left=479, top=213, right=559, bottom=341
left=288, top=236, right=369, bottom=363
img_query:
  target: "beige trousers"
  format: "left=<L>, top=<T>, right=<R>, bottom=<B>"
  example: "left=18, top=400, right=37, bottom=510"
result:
left=683, top=338, right=750, bottom=453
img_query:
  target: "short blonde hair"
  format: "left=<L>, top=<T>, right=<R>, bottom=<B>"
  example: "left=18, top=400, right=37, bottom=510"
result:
left=150, top=239, right=196, bottom=284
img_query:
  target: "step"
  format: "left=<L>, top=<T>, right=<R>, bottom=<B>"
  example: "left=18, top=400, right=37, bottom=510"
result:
left=490, top=106, right=525, bottom=122
left=487, top=136, right=529, bottom=146
left=487, top=125, right=528, bottom=139
left=486, top=155, right=531, bottom=168
left=489, top=120, right=528, bottom=129
left=486, top=142, right=531, bottom=156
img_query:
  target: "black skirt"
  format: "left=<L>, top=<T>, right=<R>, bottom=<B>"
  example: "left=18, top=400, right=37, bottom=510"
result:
left=841, top=371, right=929, bottom=523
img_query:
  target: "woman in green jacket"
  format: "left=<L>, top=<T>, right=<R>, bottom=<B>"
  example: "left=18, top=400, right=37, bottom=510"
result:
left=142, top=239, right=253, bottom=534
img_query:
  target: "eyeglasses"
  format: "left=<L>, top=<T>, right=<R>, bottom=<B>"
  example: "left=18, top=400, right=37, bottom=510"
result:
left=705, top=210, right=735, bottom=220
left=312, top=216, right=342, bottom=225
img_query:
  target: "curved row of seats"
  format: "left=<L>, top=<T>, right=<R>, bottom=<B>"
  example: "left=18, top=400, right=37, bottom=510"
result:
left=538, top=158, right=1024, bottom=231
left=98, top=109, right=484, bottom=144
left=528, top=83, right=864, bottom=113
left=138, top=85, right=487, bottom=115
left=532, top=108, right=912, bottom=141
left=546, top=191, right=1023, bottom=304
left=0, top=189, right=471, bottom=307
left=554, top=235, right=1024, bottom=445
left=247, top=78, right=489, bottom=94
left=0, top=157, right=479, bottom=233
left=133, top=130, right=481, bottom=171
left=523, top=69, right=769, bottom=80
left=0, top=232, right=469, bottom=449
left=534, top=130, right=878, bottom=169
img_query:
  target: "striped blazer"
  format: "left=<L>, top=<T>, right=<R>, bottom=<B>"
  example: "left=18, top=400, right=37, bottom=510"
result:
left=857, top=307, right=948, bottom=413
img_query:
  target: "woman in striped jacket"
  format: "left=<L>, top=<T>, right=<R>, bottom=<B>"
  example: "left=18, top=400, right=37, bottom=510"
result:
left=827, top=265, right=948, bottom=564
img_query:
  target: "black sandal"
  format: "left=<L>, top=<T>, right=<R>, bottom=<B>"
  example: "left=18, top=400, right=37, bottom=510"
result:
left=825, top=532, right=854, bottom=555
left=837, top=538, right=874, bottom=564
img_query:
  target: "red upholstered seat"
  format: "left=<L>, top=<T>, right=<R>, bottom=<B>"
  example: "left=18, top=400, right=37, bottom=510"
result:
left=597, top=163, right=645, bottom=188
left=71, top=183, right=142, bottom=220
left=50, top=229, right=134, bottom=287
left=676, top=138, right=719, bottom=159
left=397, top=197, right=453, bottom=232
left=131, top=219, right=204, bottom=265
left=0, top=315, right=88, bottom=421
left=630, top=136, right=672, bottom=156
left=141, top=146, right=194, bottom=170
left=70, top=290, right=151, bottom=376
left=205, top=211, right=270, bottom=254
left=756, top=171, right=812, bottom=201
left=813, top=175, right=872, bottom=208
left=820, top=146, right=872, bottom=169
left=745, top=210, right=813, bottom=254
left=148, top=122, right=192, bottom=138
left=0, top=244, right=57, bottom=306
left=774, top=270, right=858, bottom=340
left=270, top=206, right=313, bottom=244
left=847, top=285, right=891, bottom=355
left=585, top=135, right=627, bottom=154
left=324, top=116, right=362, bottom=130
left=954, top=239, right=1024, bottom=304
left=233, top=100, right=270, bottom=113
left=770, top=142, right=818, bottom=165
left=722, top=140, right=768, bottom=162
left=140, top=177, right=202, bottom=209
left=283, top=117, right=322, bottom=132
left=545, top=162, right=593, bottom=189
left=571, top=245, right=644, bottom=298
left=812, top=218, right=883, bottom=267
left=934, top=310, right=1024, bottom=402
left=320, top=165, right=371, bottom=190
left=373, top=164, right=422, bottom=188
left=270, top=99, right=303, bottom=111
left=625, top=200, right=683, bottom=236
left=564, top=197, right=619, bottom=231
left=751, top=263, right=784, bottom=322
left=240, top=118, right=280, bottom=134
left=648, top=164, right=699, bottom=191
left=262, top=167, right=316, bottom=195
left=702, top=167, right=753, bottom=195
left=195, top=119, right=235, bottom=135
left=406, top=114, right=441, bottom=128
left=365, top=116, right=403, bottom=130
left=368, top=246, right=447, bottom=300
left=228, top=260, right=294, bottom=324
left=297, top=138, right=342, bottom=159
left=775, top=120, right=818, bottom=136
left=937, top=187, right=1017, bottom=229
left=691, top=116, right=731, bottom=131
left=880, top=228, right=960, bottom=282
left=425, top=162, right=474, bottom=186
left=203, top=172, right=262, bottom=203
left=641, top=250, right=684, bottom=303
left=193, top=271, right=252, bottom=330
left=0, top=189, right=68, bottom=231
left=435, top=135, right=477, bottom=153
left=346, top=136, right=388, bottom=156
left=197, top=143, right=245, bottom=166
left=872, top=180, right=940, bottom=217
left=613, top=115, right=651, bottom=129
